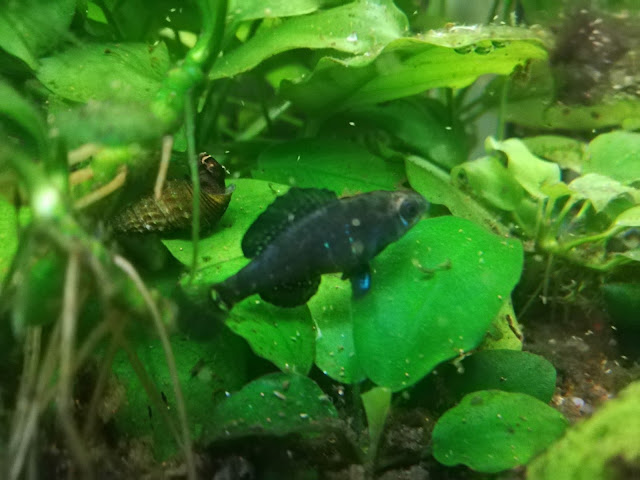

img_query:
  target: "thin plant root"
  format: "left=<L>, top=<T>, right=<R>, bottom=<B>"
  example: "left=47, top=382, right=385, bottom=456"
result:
left=154, top=135, right=174, bottom=200
left=74, top=167, right=127, bottom=210
left=113, top=254, right=196, bottom=480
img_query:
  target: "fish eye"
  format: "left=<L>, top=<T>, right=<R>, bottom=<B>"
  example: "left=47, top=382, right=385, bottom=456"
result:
left=399, top=199, right=421, bottom=226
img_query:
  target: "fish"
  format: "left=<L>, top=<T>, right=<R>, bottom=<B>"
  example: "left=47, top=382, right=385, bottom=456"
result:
left=211, top=187, right=428, bottom=309
left=111, top=153, right=235, bottom=234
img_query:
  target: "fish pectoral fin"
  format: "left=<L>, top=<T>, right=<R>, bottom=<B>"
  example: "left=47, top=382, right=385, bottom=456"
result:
left=344, top=264, right=372, bottom=298
left=259, top=276, right=321, bottom=307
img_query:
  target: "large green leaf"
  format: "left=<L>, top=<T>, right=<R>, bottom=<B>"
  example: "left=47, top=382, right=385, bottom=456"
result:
left=253, top=138, right=405, bottom=195
left=111, top=329, right=251, bottom=460
left=283, top=26, right=547, bottom=113
left=37, top=42, right=170, bottom=103
left=204, top=372, right=338, bottom=442
left=0, top=0, right=75, bottom=69
left=352, top=216, right=523, bottom=391
left=211, top=0, right=408, bottom=79
left=433, top=390, right=568, bottom=473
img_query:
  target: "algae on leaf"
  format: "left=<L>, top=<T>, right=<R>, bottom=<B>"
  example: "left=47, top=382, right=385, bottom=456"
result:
left=528, top=381, right=640, bottom=480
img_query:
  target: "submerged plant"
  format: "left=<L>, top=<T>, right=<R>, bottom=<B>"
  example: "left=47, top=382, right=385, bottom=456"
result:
left=1, top=0, right=638, bottom=479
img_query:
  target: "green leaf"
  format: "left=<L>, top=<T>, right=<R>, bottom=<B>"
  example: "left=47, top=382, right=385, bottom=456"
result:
left=181, top=265, right=315, bottom=374
left=586, top=131, right=640, bottom=185
left=111, top=329, right=251, bottom=460
left=283, top=26, right=547, bottom=113
left=12, top=248, right=65, bottom=334
left=253, top=139, right=405, bottom=195
left=0, top=79, right=48, bottom=157
left=451, top=156, right=526, bottom=211
left=211, top=0, right=408, bottom=80
left=334, top=99, right=468, bottom=171
left=0, top=0, right=75, bottom=69
left=443, top=350, right=557, bottom=403
left=602, top=283, right=640, bottom=330
left=528, top=380, right=640, bottom=480
left=486, top=137, right=561, bottom=199
left=522, top=135, right=586, bottom=173
left=568, top=173, right=640, bottom=213
left=53, top=101, right=165, bottom=148
left=612, top=205, right=640, bottom=228
left=226, top=300, right=316, bottom=375
left=204, top=372, right=338, bottom=442
left=0, top=198, right=19, bottom=285
left=361, top=386, right=392, bottom=462
left=37, top=42, right=170, bottom=103
left=432, top=390, right=568, bottom=473
left=352, top=216, right=523, bottom=391
left=307, top=274, right=366, bottom=384
left=405, top=155, right=509, bottom=235
left=227, top=0, right=329, bottom=23
left=479, top=299, right=523, bottom=351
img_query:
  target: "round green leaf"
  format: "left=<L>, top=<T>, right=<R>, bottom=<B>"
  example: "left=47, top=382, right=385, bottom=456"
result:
left=432, top=390, right=568, bottom=473
left=253, top=138, right=405, bottom=195
left=204, top=372, right=338, bottom=442
left=353, top=216, right=523, bottom=391
left=444, top=350, right=557, bottom=403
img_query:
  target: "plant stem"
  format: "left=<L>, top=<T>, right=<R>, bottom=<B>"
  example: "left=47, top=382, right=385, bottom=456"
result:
left=185, top=90, right=201, bottom=280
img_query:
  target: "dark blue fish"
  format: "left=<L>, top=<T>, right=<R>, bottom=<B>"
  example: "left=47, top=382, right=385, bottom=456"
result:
left=212, top=188, right=428, bottom=309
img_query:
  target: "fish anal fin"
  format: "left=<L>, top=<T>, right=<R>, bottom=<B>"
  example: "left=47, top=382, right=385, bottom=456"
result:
left=242, top=188, right=338, bottom=258
left=344, top=264, right=372, bottom=298
left=259, top=276, right=321, bottom=307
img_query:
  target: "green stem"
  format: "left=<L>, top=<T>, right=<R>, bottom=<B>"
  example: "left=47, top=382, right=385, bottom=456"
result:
left=560, top=226, right=622, bottom=251
left=185, top=91, right=201, bottom=281
left=152, top=0, right=228, bottom=131
left=496, top=76, right=509, bottom=141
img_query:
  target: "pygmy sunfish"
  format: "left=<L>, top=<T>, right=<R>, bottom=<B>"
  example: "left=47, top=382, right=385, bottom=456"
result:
left=211, top=187, right=428, bottom=309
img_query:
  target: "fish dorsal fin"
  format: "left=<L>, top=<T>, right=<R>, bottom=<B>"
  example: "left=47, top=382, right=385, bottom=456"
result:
left=242, top=187, right=338, bottom=258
